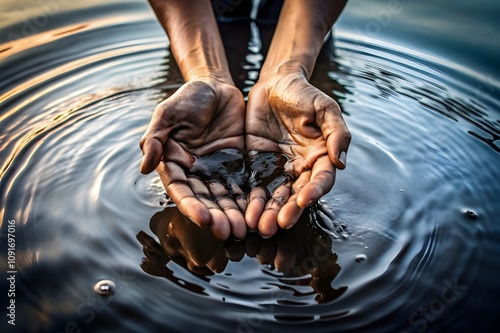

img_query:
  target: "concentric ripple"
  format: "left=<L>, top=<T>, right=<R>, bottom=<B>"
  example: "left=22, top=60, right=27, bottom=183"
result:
left=1, top=3, right=500, bottom=333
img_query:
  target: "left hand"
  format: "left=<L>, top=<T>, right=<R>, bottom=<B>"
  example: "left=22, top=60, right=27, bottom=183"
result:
left=245, top=70, right=351, bottom=238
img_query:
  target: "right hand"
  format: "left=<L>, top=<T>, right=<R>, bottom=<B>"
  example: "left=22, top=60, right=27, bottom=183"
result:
left=245, top=70, right=351, bottom=238
left=139, top=78, right=247, bottom=240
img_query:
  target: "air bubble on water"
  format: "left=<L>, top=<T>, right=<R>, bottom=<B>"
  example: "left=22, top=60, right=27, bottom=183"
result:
left=464, top=209, right=478, bottom=220
left=355, top=254, right=367, bottom=263
left=94, top=280, right=116, bottom=296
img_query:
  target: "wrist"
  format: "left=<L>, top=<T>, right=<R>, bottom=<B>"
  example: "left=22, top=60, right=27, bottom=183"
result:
left=184, top=66, right=235, bottom=86
left=260, top=60, right=309, bottom=81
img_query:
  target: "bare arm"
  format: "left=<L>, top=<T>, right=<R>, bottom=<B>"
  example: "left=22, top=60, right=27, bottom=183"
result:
left=261, top=0, right=347, bottom=81
left=141, top=0, right=247, bottom=240
left=245, top=0, right=351, bottom=237
left=147, top=0, right=233, bottom=85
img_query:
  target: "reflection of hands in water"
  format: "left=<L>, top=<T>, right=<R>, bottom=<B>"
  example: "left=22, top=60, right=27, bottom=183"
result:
left=137, top=206, right=347, bottom=303
left=139, top=80, right=247, bottom=241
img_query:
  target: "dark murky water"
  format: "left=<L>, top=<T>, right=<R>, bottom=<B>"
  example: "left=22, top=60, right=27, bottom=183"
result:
left=1, top=1, right=500, bottom=332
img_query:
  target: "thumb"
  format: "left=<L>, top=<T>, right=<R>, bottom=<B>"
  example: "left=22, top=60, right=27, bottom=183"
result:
left=318, top=100, right=351, bottom=170
left=139, top=102, right=175, bottom=174
left=139, top=135, right=165, bottom=174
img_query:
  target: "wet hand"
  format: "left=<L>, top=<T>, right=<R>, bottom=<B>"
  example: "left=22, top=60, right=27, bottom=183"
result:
left=245, top=71, right=351, bottom=238
left=140, top=79, right=247, bottom=240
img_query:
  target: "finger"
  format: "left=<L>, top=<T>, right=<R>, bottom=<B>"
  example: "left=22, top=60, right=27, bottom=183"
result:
left=208, top=182, right=247, bottom=240
left=228, top=182, right=248, bottom=212
left=296, top=155, right=336, bottom=208
left=139, top=100, right=175, bottom=174
left=139, top=137, right=164, bottom=174
left=157, top=162, right=211, bottom=227
left=187, top=176, right=211, bottom=196
left=277, top=171, right=311, bottom=229
left=317, top=98, right=351, bottom=170
left=216, top=198, right=247, bottom=240
left=258, top=184, right=292, bottom=238
left=198, top=197, right=231, bottom=241
left=208, top=181, right=230, bottom=198
left=245, top=187, right=268, bottom=230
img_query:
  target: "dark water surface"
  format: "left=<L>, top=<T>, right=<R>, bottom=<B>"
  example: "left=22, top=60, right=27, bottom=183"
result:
left=1, top=0, right=500, bottom=332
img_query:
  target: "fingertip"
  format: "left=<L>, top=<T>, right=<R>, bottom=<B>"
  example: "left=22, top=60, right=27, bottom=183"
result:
left=193, top=209, right=212, bottom=228
left=259, top=223, right=277, bottom=239
left=258, top=211, right=279, bottom=239
left=277, top=202, right=303, bottom=229
left=245, top=188, right=267, bottom=230
left=233, top=223, right=247, bottom=240
left=211, top=210, right=231, bottom=241
left=181, top=198, right=212, bottom=228
left=225, top=209, right=247, bottom=240
left=296, top=184, right=322, bottom=208
left=326, top=131, right=351, bottom=170
left=139, top=158, right=153, bottom=174
left=139, top=138, right=164, bottom=174
left=245, top=204, right=261, bottom=231
left=334, top=150, right=347, bottom=170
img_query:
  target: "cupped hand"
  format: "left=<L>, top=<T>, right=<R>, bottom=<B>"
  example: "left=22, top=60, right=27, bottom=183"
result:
left=245, top=70, right=351, bottom=237
left=140, top=79, right=247, bottom=240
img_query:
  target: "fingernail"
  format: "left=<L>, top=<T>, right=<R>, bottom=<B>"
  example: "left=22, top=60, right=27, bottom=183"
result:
left=338, top=151, right=347, bottom=168
left=285, top=223, right=295, bottom=230
left=306, top=200, right=314, bottom=207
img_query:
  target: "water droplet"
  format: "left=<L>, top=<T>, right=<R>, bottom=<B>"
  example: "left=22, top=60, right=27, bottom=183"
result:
left=464, top=209, right=477, bottom=220
left=222, top=297, right=226, bottom=302
left=400, top=189, right=404, bottom=192
left=355, top=254, right=367, bottom=263
left=94, top=280, right=116, bottom=296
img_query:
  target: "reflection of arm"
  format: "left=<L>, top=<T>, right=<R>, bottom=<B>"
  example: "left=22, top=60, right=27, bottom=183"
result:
left=260, top=0, right=347, bottom=80
left=148, top=0, right=233, bottom=84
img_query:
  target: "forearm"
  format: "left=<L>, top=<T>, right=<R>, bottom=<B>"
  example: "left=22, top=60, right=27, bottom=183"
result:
left=148, top=0, right=233, bottom=84
left=260, top=0, right=347, bottom=80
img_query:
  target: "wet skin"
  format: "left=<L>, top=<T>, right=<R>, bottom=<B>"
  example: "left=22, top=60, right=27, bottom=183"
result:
left=141, top=0, right=351, bottom=240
